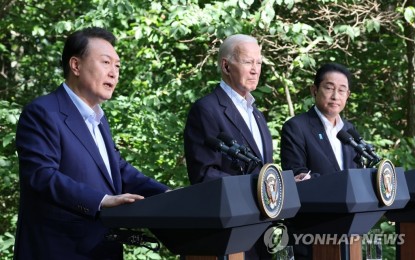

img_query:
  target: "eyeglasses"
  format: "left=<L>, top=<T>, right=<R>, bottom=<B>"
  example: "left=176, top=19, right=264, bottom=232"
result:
left=238, top=59, right=262, bottom=68
left=320, top=85, right=349, bottom=97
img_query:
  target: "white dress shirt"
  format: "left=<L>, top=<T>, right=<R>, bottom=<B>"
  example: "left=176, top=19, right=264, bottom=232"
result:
left=220, top=80, right=264, bottom=159
left=314, top=106, right=344, bottom=170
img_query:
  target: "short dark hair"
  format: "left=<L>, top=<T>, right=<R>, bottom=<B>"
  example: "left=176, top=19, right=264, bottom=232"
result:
left=314, top=62, right=352, bottom=89
left=61, top=27, right=116, bottom=79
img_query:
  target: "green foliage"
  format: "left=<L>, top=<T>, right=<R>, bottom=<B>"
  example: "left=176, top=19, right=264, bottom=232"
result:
left=0, top=101, right=20, bottom=259
left=1, top=0, right=415, bottom=259
left=367, top=217, right=398, bottom=260
left=404, top=6, right=415, bottom=24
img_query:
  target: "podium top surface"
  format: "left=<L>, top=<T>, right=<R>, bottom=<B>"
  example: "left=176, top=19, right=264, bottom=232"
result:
left=404, top=169, right=415, bottom=200
left=100, top=172, right=300, bottom=229
left=296, top=167, right=409, bottom=213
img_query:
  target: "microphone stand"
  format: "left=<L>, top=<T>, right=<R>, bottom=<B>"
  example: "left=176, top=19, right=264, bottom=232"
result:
left=244, top=159, right=262, bottom=175
left=106, top=229, right=160, bottom=251
left=354, top=155, right=380, bottom=169
left=366, top=157, right=381, bottom=168
left=353, top=154, right=365, bottom=169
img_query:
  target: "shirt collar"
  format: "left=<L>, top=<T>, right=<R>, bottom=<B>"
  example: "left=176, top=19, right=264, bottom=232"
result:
left=62, top=83, right=104, bottom=125
left=314, top=105, right=344, bottom=131
left=220, top=80, right=256, bottom=107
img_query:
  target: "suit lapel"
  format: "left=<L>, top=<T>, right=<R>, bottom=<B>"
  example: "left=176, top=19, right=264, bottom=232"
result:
left=99, top=122, right=121, bottom=193
left=341, top=125, right=356, bottom=169
left=214, top=86, right=263, bottom=161
left=308, top=108, right=341, bottom=171
left=252, top=107, right=272, bottom=162
left=56, top=85, right=117, bottom=193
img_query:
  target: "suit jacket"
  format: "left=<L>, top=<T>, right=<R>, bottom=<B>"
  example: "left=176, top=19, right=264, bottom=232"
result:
left=280, top=106, right=359, bottom=176
left=14, top=85, right=169, bottom=260
left=184, top=85, right=273, bottom=184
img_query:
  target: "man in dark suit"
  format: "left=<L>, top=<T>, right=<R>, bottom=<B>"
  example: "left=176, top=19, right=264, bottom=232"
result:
left=14, top=27, right=170, bottom=260
left=280, top=63, right=360, bottom=259
left=280, top=62, right=360, bottom=181
left=183, top=34, right=273, bottom=259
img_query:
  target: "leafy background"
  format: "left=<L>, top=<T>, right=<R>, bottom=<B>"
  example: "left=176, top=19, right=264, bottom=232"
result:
left=1, top=0, right=415, bottom=259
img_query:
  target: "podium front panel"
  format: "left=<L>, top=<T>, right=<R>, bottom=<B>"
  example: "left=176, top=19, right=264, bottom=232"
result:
left=100, top=172, right=301, bottom=255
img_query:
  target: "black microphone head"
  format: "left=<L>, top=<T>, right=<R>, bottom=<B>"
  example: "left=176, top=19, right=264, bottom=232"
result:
left=217, top=132, right=236, bottom=146
left=336, top=130, right=353, bottom=144
left=205, top=136, right=225, bottom=151
left=347, top=128, right=380, bottom=163
left=347, top=128, right=363, bottom=142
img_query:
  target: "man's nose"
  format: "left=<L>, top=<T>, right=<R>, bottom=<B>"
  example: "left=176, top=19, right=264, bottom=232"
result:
left=108, top=66, right=118, bottom=78
left=250, top=64, right=261, bottom=73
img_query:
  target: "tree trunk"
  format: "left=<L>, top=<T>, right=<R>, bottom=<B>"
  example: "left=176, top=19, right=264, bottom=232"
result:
left=405, top=0, right=415, bottom=137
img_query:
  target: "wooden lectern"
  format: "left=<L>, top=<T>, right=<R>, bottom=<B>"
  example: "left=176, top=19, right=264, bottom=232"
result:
left=386, top=169, right=415, bottom=260
left=290, top=167, right=409, bottom=260
left=100, top=171, right=301, bottom=259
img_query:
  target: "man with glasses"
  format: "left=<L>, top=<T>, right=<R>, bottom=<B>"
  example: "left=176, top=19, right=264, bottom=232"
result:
left=280, top=62, right=362, bottom=260
left=280, top=62, right=360, bottom=182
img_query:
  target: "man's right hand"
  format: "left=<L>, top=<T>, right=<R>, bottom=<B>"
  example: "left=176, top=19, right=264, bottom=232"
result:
left=294, top=172, right=311, bottom=182
left=101, top=193, right=144, bottom=208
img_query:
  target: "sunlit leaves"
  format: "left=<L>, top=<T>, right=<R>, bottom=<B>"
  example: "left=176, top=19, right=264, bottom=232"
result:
left=276, top=0, right=294, bottom=9
left=55, top=21, right=73, bottom=34
left=365, top=18, right=381, bottom=33
left=260, top=2, right=275, bottom=28
left=238, top=0, right=254, bottom=9
left=334, top=25, right=361, bottom=40
left=404, top=6, right=415, bottom=25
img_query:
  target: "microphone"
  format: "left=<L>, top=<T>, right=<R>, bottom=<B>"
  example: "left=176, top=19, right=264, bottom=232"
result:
left=217, top=132, right=262, bottom=165
left=347, top=128, right=381, bottom=164
left=205, top=136, right=251, bottom=163
left=336, top=130, right=374, bottom=161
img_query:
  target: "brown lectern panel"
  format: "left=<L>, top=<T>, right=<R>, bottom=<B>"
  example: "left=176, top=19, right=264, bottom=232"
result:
left=313, top=244, right=340, bottom=260
left=399, top=222, right=415, bottom=260
left=313, top=235, right=362, bottom=260
left=185, top=252, right=244, bottom=260
left=349, top=238, right=362, bottom=260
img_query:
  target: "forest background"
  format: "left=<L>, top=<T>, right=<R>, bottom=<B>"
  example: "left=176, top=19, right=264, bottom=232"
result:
left=1, top=0, right=415, bottom=259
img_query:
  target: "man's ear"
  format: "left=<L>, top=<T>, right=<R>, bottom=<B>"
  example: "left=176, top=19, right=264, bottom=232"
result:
left=310, top=85, right=317, bottom=97
left=221, top=59, right=230, bottom=74
left=69, top=57, right=81, bottom=76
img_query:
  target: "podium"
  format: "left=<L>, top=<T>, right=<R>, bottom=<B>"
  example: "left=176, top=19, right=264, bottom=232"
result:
left=289, top=167, right=409, bottom=260
left=386, top=169, right=415, bottom=260
left=100, top=171, right=301, bottom=258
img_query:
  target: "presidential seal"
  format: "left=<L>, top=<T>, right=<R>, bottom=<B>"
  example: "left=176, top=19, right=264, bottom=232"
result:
left=376, top=159, right=397, bottom=206
left=257, top=164, right=284, bottom=218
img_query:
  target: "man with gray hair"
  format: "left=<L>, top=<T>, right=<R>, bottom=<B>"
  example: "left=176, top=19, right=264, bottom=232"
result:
left=183, top=34, right=273, bottom=259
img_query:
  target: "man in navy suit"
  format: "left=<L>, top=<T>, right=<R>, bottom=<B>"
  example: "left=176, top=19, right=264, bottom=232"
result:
left=14, top=27, right=170, bottom=260
left=280, top=62, right=360, bottom=181
left=183, top=34, right=273, bottom=259
left=280, top=63, right=360, bottom=259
